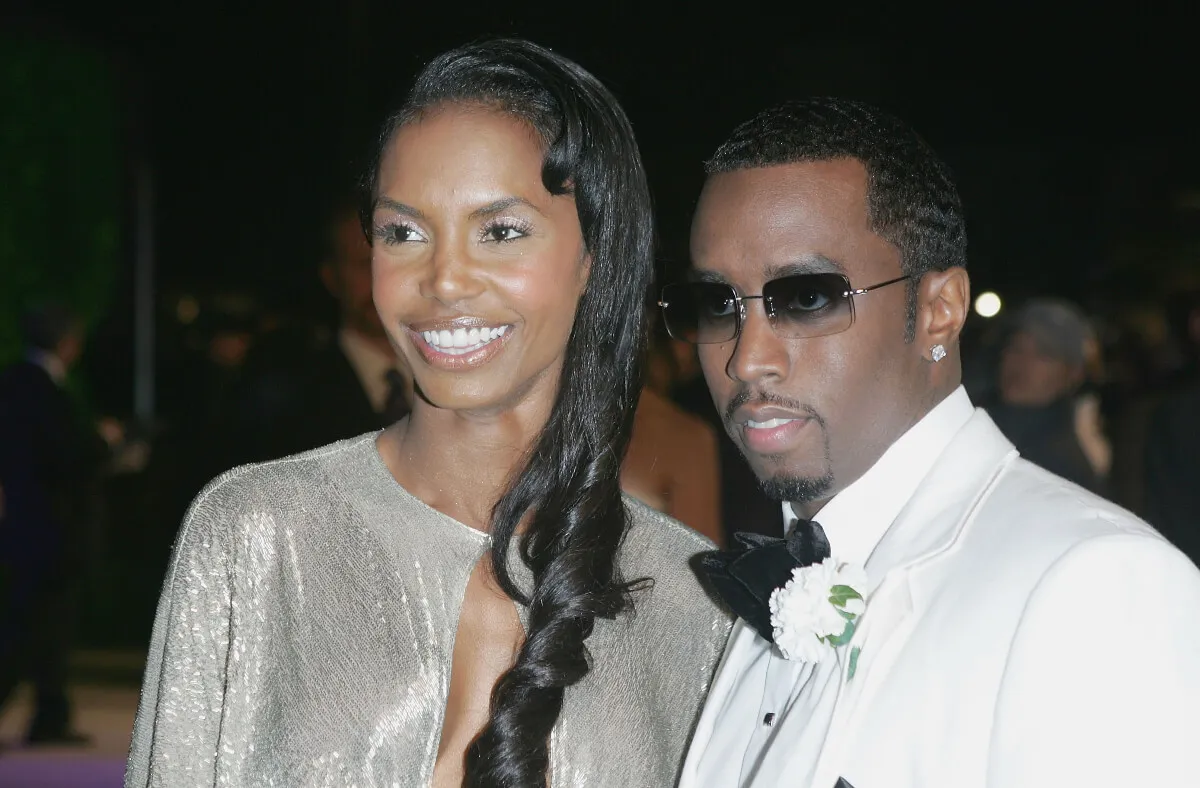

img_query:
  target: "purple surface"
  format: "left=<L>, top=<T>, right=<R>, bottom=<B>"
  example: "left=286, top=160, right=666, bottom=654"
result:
left=0, top=754, right=125, bottom=788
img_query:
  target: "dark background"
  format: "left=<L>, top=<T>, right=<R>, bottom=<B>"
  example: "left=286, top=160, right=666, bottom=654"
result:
left=7, top=6, right=1198, bottom=361
left=2, top=4, right=1198, bottom=647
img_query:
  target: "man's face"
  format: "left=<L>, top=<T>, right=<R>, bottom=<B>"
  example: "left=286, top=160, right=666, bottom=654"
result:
left=690, top=158, right=933, bottom=508
left=323, top=213, right=387, bottom=340
left=998, top=331, right=1081, bottom=406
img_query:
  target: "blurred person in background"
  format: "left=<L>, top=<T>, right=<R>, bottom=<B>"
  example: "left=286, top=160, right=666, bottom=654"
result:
left=1143, top=287, right=1200, bottom=564
left=985, top=298, right=1109, bottom=493
left=229, top=197, right=413, bottom=463
left=175, top=292, right=258, bottom=476
left=0, top=303, right=119, bottom=747
left=150, top=292, right=261, bottom=540
left=621, top=324, right=723, bottom=543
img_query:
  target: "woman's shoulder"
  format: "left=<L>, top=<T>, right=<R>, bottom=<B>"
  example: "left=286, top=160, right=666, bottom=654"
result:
left=614, top=495, right=733, bottom=642
left=180, top=434, right=380, bottom=538
left=620, top=497, right=728, bottom=609
left=621, top=494, right=717, bottom=558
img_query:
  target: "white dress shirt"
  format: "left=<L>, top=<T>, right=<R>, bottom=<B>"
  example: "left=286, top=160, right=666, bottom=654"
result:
left=691, top=387, right=975, bottom=787
left=338, top=328, right=398, bottom=414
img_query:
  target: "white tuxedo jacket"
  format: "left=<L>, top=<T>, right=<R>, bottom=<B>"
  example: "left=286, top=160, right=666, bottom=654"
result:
left=681, top=409, right=1200, bottom=788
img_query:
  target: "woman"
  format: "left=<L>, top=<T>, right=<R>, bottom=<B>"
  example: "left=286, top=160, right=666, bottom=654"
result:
left=126, top=39, right=730, bottom=788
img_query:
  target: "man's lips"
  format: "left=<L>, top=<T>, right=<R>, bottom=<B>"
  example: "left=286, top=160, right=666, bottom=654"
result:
left=731, top=404, right=809, bottom=428
left=738, top=416, right=813, bottom=454
left=726, top=401, right=819, bottom=455
left=744, top=416, right=803, bottom=429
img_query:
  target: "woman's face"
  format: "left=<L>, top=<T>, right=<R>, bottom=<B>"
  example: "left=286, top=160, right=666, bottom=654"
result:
left=371, top=104, right=589, bottom=415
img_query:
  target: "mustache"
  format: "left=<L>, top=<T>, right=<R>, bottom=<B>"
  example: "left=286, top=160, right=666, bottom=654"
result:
left=723, top=388, right=823, bottom=426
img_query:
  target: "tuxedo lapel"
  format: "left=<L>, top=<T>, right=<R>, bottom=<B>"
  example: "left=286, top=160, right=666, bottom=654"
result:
left=806, top=412, right=1018, bottom=787
left=861, top=413, right=1016, bottom=577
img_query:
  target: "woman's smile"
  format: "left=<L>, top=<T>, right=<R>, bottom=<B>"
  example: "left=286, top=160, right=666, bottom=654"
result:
left=406, top=319, right=514, bottom=370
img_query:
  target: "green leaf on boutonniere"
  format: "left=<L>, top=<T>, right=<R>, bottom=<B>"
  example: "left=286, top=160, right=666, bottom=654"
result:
left=824, top=618, right=857, bottom=648
left=828, top=585, right=863, bottom=608
left=848, top=646, right=861, bottom=680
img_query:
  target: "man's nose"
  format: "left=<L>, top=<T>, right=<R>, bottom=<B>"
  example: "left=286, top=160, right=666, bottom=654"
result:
left=726, top=300, right=789, bottom=385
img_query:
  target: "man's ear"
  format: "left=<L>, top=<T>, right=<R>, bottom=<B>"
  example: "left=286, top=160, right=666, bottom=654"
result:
left=916, top=266, right=970, bottom=355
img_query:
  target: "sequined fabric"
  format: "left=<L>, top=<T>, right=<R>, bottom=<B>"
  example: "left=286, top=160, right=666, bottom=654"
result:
left=125, top=434, right=732, bottom=787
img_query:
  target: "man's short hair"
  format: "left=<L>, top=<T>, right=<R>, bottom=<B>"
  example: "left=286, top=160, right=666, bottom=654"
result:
left=706, top=98, right=967, bottom=338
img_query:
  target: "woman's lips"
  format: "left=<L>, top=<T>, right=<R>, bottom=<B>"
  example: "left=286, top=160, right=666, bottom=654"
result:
left=407, top=324, right=512, bottom=370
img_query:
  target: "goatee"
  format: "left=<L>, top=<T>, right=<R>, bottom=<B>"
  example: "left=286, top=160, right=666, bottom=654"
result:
left=758, top=473, right=834, bottom=504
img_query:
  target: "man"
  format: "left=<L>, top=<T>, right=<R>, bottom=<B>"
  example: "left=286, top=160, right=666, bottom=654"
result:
left=0, top=304, right=109, bottom=745
left=985, top=297, right=1108, bottom=492
left=231, top=199, right=412, bottom=463
left=672, top=99, right=1200, bottom=787
left=1143, top=287, right=1200, bottom=564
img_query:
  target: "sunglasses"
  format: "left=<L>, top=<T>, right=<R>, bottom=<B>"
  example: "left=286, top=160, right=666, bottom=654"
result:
left=658, top=273, right=911, bottom=344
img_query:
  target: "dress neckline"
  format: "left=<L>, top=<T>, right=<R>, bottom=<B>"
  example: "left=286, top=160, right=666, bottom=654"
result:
left=361, top=432, right=492, bottom=545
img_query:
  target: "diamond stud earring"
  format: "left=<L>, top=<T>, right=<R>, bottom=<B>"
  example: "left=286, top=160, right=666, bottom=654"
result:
left=930, top=344, right=947, bottom=363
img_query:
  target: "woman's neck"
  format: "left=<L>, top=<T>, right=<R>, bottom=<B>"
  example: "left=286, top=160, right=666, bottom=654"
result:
left=379, top=390, right=555, bottom=532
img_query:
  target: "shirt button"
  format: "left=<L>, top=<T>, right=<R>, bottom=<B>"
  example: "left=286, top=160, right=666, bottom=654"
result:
left=762, top=712, right=776, bottom=726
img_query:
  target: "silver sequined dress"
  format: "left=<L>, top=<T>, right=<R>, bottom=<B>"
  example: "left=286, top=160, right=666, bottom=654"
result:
left=125, top=434, right=732, bottom=787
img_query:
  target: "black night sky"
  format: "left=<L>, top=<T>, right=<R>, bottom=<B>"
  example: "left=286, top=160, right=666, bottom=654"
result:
left=6, top=4, right=1199, bottom=372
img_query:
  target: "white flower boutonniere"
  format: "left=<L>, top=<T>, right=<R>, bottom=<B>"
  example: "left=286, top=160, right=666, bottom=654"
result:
left=768, top=557, right=867, bottom=663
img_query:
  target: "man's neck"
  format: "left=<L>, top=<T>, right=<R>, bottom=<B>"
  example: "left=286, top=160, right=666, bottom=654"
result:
left=790, top=498, right=829, bottom=522
left=788, top=383, right=963, bottom=522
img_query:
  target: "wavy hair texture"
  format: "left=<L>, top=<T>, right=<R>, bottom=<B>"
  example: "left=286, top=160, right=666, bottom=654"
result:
left=364, top=39, right=654, bottom=787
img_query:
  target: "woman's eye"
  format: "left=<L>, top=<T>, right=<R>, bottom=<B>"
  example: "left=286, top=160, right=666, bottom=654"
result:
left=374, top=223, right=422, bottom=245
left=483, top=222, right=529, bottom=243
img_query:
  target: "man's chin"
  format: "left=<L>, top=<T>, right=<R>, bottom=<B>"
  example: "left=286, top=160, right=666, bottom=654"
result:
left=757, top=471, right=834, bottom=504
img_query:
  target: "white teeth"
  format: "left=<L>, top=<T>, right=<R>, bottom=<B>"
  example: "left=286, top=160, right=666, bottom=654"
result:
left=419, top=325, right=510, bottom=354
left=746, top=418, right=796, bottom=429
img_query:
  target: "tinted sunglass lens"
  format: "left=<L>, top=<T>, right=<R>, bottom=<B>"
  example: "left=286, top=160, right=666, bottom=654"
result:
left=763, top=274, right=853, bottom=337
left=661, top=283, right=738, bottom=344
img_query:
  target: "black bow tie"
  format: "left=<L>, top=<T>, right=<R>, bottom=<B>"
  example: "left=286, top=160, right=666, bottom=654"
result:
left=695, top=519, right=831, bottom=643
